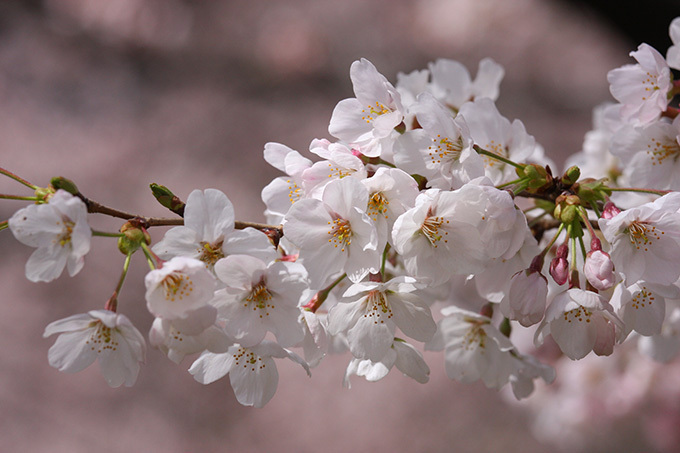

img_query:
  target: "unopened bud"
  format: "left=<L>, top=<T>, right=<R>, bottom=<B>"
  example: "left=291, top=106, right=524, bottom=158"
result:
left=577, top=178, right=611, bottom=204
left=50, top=176, right=79, bottom=195
left=522, top=164, right=552, bottom=193
left=150, top=183, right=185, bottom=216
left=602, top=201, right=622, bottom=219
left=500, top=269, right=548, bottom=327
left=550, top=244, right=569, bottom=285
left=584, top=249, right=615, bottom=291
left=561, top=166, right=581, bottom=187
left=118, top=222, right=150, bottom=255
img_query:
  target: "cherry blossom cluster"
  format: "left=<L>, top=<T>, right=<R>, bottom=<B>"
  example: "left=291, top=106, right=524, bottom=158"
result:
left=4, top=16, right=680, bottom=411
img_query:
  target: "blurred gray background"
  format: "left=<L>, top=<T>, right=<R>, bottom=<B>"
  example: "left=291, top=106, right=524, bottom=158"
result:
left=0, top=1, right=676, bottom=452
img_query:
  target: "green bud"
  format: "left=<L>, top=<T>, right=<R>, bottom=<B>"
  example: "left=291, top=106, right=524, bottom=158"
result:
left=117, top=222, right=150, bottom=255
left=150, top=183, right=185, bottom=216
left=577, top=178, right=612, bottom=204
left=522, top=164, right=551, bottom=193
left=561, top=166, right=581, bottom=187
left=50, top=176, right=79, bottom=195
left=560, top=205, right=579, bottom=224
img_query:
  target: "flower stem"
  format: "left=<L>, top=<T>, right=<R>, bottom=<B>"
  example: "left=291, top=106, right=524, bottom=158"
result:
left=0, top=220, right=7, bottom=231
left=539, top=222, right=565, bottom=259
left=303, top=273, right=347, bottom=313
left=380, top=243, right=391, bottom=276
left=140, top=242, right=161, bottom=270
left=105, top=253, right=132, bottom=312
left=608, top=187, right=670, bottom=196
left=0, top=167, right=37, bottom=189
left=589, top=201, right=601, bottom=218
left=579, top=208, right=598, bottom=239
left=0, top=194, right=39, bottom=201
left=497, top=178, right=524, bottom=189
left=473, top=145, right=524, bottom=170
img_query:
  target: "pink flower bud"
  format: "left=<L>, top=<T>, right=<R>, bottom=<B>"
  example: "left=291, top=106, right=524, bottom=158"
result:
left=550, top=244, right=569, bottom=285
left=500, top=270, right=548, bottom=327
left=602, top=201, right=622, bottom=219
left=584, top=249, right=615, bottom=291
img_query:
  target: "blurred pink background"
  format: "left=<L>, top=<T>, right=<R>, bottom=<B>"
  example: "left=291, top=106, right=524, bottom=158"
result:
left=0, top=1, right=670, bottom=451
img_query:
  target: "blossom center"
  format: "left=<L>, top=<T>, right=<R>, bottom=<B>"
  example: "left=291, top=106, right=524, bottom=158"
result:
left=327, top=216, right=352, bottom=252
left=362, top=290, right=393, bottom=324
left=462, top=324, right=486, bottom=351
left=161, top=272, right=194, bottom=302
left=645, top=136, right=680, bottom=165
left=233, top=347, right=266, bottom=372
left=286, top=178, right=302, bottom=205
left=428, top=135, right=463, bottom=165
left=626, top=221, right=662, bottom=251
left=198, top=240, right=225, bottom=266
left=244, top=279, right=274, bottom=317
left=326, top=162, right=356, bottom=179
left=86, top=321, right=120, bottom=353
left=563, top=306, right=592, bottom=323
left=57, top=218, right=75, bottom=247
left=421, top=208, right=449, bottom=247
left=361, top=101, right=391, bottom=124
left=640, top=71, right=664, bottom=101
left=367, top=192, right=389, bottom=221
left=631, top=286, right=655, bottom=310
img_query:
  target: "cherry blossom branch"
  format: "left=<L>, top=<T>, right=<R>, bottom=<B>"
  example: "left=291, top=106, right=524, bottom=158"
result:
left=82, top=194, right=283, bottom=235
left=0, top=167, right=37, bottom=189
left=92, top=230, right=124, bottom=238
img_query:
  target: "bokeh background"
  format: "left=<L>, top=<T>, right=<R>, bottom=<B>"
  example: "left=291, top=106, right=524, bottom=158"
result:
left=1, top=1, right=678, bottom=452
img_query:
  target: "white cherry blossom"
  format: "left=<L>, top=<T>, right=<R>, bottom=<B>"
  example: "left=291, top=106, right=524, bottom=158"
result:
left=343, top=339, right=430, bottom=388
left=535, top=289, right=624, bottom=360
left=393, top=92, right=484, bottom=190
left=607, top=43, right=672, bottom=125
left=189, top=340, right=310, bottom=408
left=145, top=256, right=217, bottom=320
left=153, top=188, right=276, bottom=268
left=260, top=142, right=313, bottom=224
left=428, top=58, right=504, bottom=111
left=302, top=140, right=368, bottom=199
left=457, top=98, right=537, bottom=184
left=9, top=190, right=91, bottom=282
left=426, top=306, right=515, bottom=389
left=283, top=177, right=380, bottom=287
left=610, top=281, right=679, bottom=337
left=599, top=192, right=680, bottom=285
left=43, top=309, right=146, bottom=388
left=392, top=178, right=527, bottom=285
left=328, top=276, right=436, bottom=361
left=148, top=305, right=229, bottom=364
left=500, top=268, right=548, bottom=328
left=611, top=116, right=680, bottom=190
left=328, top=58, right=404, bottom=157
left=360, top=167, right=419, bottom=250
left=668, top=17, right=680, bottom=70
left=210, top=254, right=307, bottom=348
